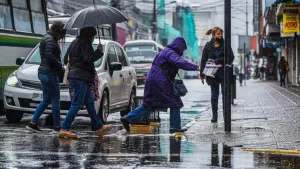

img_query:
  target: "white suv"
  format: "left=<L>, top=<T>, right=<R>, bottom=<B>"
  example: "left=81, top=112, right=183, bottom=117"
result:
left=3, top=37, right=137, bottom=123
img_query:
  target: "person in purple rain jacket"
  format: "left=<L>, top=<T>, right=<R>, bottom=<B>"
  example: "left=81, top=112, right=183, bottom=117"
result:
left=120, top=37, right=200, bottom=133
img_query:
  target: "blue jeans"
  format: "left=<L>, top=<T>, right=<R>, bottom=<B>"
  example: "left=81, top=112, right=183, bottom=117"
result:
left=124, top=105, right=182, bottom=130
left=31, top=73, right=60, bottom=126
left=280, top=73, right=286, bottom=87
left=61, top=78, right=103, bottom=131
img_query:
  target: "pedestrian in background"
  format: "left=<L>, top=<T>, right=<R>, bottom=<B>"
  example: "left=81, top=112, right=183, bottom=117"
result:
left=60, top=27, right=112, bottom=139
left=26, top=21, right=66, bottom=132
left=200, top=27, right=234, bottom=123
left=120, top=37, right=200, bottom=133
left=260, top=66, right=265, bottom=80
left=278, top=56, right=289, bottom=87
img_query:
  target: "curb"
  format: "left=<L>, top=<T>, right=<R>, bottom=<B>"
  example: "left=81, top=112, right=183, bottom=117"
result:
left=243, top=149, right=300, bottom=155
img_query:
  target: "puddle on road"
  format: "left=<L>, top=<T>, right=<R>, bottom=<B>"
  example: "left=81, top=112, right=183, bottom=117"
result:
left=1, top=133, right=300, bottom=168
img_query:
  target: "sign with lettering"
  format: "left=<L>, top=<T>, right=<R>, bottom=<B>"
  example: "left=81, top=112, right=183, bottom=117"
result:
left=283, top=13, right=298, bottom=33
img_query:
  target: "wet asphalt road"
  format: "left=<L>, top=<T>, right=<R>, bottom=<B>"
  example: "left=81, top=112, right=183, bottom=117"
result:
left=0, top=79, right=300, bottom=168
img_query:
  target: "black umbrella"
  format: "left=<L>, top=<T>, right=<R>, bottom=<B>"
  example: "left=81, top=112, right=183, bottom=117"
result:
left=64, top=5, right=128, bottom=29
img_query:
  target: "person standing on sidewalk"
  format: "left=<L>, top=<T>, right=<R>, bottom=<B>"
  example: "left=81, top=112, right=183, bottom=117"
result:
left=278, top=57, right=289, bottom=87
left=200, top=27, right=234, bottom=123
left=26, top=21, right=66, bottom=132
left=59, top=27, right=112, bottom=139
left=120, top=37, right=200, bottom=133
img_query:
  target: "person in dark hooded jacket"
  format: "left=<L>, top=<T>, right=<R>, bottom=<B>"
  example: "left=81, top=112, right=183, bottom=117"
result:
left=121, top=37, right=200, bottom=133
left=200, top=27, right=234, bottom=123
left=26, top=21, right=66, bottom=132
left=59, top=27, right=112, bottom=139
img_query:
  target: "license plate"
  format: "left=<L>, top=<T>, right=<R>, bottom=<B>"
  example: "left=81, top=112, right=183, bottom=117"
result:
left=32, top=93, right=43, bottom=101
left=30, top=103, right=52, bottom=108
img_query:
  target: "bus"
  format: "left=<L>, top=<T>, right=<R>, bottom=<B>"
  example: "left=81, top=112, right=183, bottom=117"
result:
left=0, top=0, right=48, bottom=111
left=123, top=40, right=164, bottom=85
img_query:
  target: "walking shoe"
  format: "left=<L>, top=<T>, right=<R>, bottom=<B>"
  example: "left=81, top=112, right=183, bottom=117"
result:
left=97, top=125, right=113, bottom=137
left=211, top=119, right=217, bottom=123
left=59, top=130, right=77, bottom=139
left=52, top=126, right=61, bottom=132
left=26, top=122, right=41, bottom=132
left=120, top=117, right=130, bottom=132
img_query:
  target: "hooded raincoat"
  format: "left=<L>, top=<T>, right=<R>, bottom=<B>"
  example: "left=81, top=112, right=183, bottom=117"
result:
left=142, top=37, right=199, bottom=108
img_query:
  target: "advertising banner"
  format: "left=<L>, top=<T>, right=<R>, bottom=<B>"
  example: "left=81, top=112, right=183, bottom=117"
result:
left=283, top=13, right=298, bottom=33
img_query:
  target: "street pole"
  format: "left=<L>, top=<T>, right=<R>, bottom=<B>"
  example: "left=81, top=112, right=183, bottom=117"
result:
left=110, top=0, right=118, bottom=41
left=152, top=0, right=157, bottom=41
left=244, top=42, right=246, bottom=86
left=224, top=0, right=232, bottom=132
left=245, top=0, right=248, bottom=86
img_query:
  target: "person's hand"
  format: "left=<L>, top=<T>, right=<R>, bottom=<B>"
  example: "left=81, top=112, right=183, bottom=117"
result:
left=196, top=67, right=200, bottom=71
left=97, top=44, right=103, bottom=51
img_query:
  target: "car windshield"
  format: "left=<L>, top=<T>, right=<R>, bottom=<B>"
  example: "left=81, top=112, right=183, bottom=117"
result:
left=26, top=42, right=104, bottom=67
left=124, top=45, right=157, bottom=63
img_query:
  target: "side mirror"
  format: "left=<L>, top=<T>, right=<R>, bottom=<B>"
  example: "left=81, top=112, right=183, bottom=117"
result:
left=16, top=57, right=25, bottom=66
left=110, top=62, right=122, bottom=71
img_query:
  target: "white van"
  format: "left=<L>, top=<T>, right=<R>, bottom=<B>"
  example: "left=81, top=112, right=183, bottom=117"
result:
left=4, top=37, right=137, bottom=123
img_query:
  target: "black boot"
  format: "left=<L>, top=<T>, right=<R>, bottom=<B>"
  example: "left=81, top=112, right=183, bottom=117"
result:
left=211, top=100, right=218, bottom=123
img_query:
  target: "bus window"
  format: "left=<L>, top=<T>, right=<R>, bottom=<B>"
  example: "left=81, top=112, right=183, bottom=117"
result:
left=12, top=0, right=31, bottom=32
left=0, top=0, right=13, bottom=29
left=31, top=0, right=46, bottom=34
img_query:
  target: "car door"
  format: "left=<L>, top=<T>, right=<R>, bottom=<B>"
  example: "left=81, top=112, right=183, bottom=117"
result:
left=107, top=44, right=123, bottom=104
left=115, top=45, right=131, bottom=102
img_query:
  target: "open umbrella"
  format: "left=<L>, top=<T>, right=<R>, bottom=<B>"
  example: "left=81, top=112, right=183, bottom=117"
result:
left=64, top=5, right=128, bottom=29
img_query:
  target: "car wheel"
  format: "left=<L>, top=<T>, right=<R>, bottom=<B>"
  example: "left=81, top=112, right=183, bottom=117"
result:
left=120, top=90, right=136, bottom=117
left=98, top=90, right=109, bottom=124
left=5, top=110, right=23, bottom=123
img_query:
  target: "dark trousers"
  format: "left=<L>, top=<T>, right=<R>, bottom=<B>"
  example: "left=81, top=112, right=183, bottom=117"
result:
left=210, top=80, right=224, bottom=121
left=280, top=73, right=286, bottom=87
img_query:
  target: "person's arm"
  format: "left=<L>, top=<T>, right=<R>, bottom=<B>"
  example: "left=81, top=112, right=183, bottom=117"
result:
left=63, top=49, right=69, bottom=65
left=44, top=37, right=62, bottom=69
left=81, top=42, right=104, bottom=63
left=200, top=44, right=209, bottom=78
left=165, top=51, right=199, bottom=71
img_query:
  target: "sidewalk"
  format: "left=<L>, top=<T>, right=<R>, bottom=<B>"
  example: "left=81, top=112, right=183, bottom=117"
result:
left=186, top=80, right=300, bottom=152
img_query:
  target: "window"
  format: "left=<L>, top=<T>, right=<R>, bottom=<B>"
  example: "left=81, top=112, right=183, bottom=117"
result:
left=12, top=0, right=27, bottom=8
left=12, top=0, right=31, bottom=32
left=0, top=0, right=8, bottom=4
left=32, top=12, right=46, bottom=34
left=103, top=28, right=110, bottom=37
left=0, top=6, right=12, bottom=29
left=116, top=46, right=128, bottom=66
left=30, top=0, right=43, bottom=12
left=13, top=9, right=31, bottom=32
left=107, top=45, right=118, bottom=65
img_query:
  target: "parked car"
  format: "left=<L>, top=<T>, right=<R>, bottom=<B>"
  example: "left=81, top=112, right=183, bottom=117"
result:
left=3, top=37, right=137, bottom=123
left=123, top=40, right=164, bottom=85
left=185, top=71, right=199, bottom=79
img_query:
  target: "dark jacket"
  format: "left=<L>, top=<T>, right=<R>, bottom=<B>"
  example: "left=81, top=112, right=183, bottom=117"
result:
left=143, top=37, right=198, bottom=108
left=200, top=38, right=234, bottom=85
left=38, top=32, right=63, bottom=76
left=64, top=37, right=103, bottom=82
left=278, top=59, right=288, bottom=74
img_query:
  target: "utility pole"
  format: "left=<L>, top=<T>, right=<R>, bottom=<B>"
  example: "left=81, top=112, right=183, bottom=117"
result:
left=152, top=0, right=157, bottom=41
left=110, top=0, right=119, bottom=41
left=244, top=0, right=248, bottom=86
left=224, top=0, right=232, bottom=132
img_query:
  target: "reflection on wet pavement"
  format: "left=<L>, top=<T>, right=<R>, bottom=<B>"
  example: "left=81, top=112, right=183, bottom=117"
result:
left=1, top=131, right=300, bottom=168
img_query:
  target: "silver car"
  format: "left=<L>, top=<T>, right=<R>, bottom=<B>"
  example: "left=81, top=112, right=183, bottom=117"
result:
left=3, top=37, right=137, bottom=123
